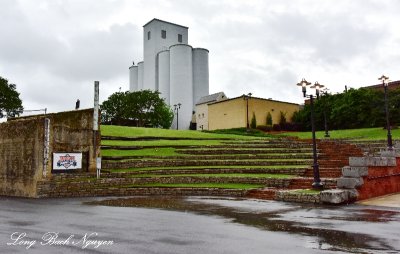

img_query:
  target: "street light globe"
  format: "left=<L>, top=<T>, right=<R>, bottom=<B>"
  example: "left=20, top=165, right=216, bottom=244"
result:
left=378, top=75, right=390, bottom=87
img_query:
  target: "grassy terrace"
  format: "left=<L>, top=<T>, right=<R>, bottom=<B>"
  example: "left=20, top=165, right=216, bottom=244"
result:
left=123, top=183, right=265, bottom=190
left=97, top=125, right=314, bottom=193
left=279, top=127, right=400, bottom=140
left=101, top=125, right=264, bottom=140
left=102, top=148, right=179, bottom=157
left=128, top=173, right=293, bottom=178
left=108, top=165, right=310, bottom=173
left=101, top=149, right=313, bottom=157
left=102, top=139, right=225, bottom=147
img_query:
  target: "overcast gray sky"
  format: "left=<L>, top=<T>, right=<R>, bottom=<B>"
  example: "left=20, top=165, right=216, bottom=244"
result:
left=1, top=0, right=399, bottom=114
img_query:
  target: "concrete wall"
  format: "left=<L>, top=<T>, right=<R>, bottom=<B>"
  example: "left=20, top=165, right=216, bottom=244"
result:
left=208, top=96, right=300, bottom=130
left=0, top=109, right=100, bottom=197
left=0, top=118, right=44, bottom=197
left=129, top=65, right=138, bottom=92
left=208, top=98, right=246, bottom=130
left=196, top=103, right=209, bottom=130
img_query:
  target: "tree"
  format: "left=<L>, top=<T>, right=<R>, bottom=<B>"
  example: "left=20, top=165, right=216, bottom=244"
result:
left=250, top=112, right=257, bottom=129
left=101, top=89, right=174, bottom=129
left=279, top=111, right=287, bottom=125
left=0, top=76, right=23, bottom=118
left=292, top=86, right=400, bottom=131
left=100, top=91, right=126, bottom=125
left=266, top=112, right=272, bottom=126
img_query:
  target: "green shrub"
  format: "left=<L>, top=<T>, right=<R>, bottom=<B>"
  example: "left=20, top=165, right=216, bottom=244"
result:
left=266, top=112, right=273, bottom=125
left=250, top=112, right=257, bottom=129
left=279, top=111, right=287, bottom=125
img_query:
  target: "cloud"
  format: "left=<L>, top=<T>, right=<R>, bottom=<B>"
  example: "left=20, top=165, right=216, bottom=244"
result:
left=1, top=0, right=399, bottom=113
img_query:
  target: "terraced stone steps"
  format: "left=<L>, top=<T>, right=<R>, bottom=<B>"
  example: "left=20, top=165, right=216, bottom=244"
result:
left=109, top=167, right=308, bottom=176
left=103, top=159, right=314, bottom=169
left=102, top=143, right=314, bottom=150
left=102, top=153, right=314, bottom=161
left=44, top=135, right=356, bottom=202
left=98, top=136, right=319, bottom=200
left=176, top=148, right=315, bottom=155
left=102, top=135, right=234, bottom=141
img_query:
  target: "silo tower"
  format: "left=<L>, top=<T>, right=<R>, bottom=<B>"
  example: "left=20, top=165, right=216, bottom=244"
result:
left=143, top=19, right=188, bottom=91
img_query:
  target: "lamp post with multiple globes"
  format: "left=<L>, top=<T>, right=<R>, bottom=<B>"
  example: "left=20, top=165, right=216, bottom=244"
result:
left=296, top=79, right=324, bottom=190
left=378, top=75, right=393, bottom=150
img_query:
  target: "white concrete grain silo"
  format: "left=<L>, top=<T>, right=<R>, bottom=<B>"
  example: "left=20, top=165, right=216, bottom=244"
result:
left=129, top=64, right=138, bottom=92
left=157, top=50, right=170, bottom=104
left=137, top=61, right=144, bottom=90
left=128, top=18, right=210, bottom=130
left=169, top=44, right=193, bottom=130
left=192, top=48, right=209, bottom=107
left=143, top=19, right=188, bottom=91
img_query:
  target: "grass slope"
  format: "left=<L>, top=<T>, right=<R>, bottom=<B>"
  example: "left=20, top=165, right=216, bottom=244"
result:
left=102, top=139, right=224, bottom=147
left=101, top=125, right=263, bottom=140
left=278, top=127, right=400, bottom=140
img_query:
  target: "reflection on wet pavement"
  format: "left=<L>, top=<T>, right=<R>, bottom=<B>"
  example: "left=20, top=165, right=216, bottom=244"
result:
left=86, top=196, right=400, bottom=253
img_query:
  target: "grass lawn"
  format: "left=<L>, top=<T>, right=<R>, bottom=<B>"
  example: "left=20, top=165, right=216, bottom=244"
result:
left=101, top=125, right=263, bottom=140
left=101, top=148, right=179, bottom=157
left=129, top=173, right=293, bottom=179
left=278, top=127, right=400, bottom=140
left=101, top=148, right=313, bottom=158
left=124, top=183, right=264, bottom=190
left=102, top=139, right=225, bottom=147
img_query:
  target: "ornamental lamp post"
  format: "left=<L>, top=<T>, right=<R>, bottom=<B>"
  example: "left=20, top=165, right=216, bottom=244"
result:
left=378, top=75, right=393, bottom=150
left=296, top=79, right=324, bottom=190
left=243, top=93, right=252, bottom=131
left=321, top=88, right=330, bottom=138
left=174, top=103, right=181, bottom=130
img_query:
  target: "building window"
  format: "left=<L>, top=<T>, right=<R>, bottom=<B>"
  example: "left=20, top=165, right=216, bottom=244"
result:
left=147, top=31, right=151, bottom=40
left=198, top=114, right=201, bottom=118
left=178, top=34, right=182, bottom=42
left=161, top=30, right=166, bottom=39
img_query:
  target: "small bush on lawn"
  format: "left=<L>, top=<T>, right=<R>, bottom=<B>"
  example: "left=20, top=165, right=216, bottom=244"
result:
left=266, top=112, right=273, bottom=125
left=250, top=112, right=257, bottom=129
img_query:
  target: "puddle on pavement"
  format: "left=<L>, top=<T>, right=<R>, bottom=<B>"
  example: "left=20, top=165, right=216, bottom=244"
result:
left=85, top=196, right=399, bottom=253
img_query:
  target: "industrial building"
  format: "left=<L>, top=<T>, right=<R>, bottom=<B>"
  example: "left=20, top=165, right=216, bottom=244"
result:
left=129, top=18, right=209, bottom=130
left=196, top=95, right=300, bottom=131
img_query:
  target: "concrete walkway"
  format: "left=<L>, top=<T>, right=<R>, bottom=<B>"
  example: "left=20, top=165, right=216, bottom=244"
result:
left=357, top=193, right=400, bottom=208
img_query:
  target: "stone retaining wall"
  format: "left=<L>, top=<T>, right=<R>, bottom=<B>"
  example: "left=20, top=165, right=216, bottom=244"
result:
left=0, top=109, right=100, bottom=197
left=37, top=182, right=246, bottom=198
left=36, top=176, right=291, bottom=197
left=275, top=190, right=321, bottom=204
left=321, top=147, right=400, bottom=204
left=176, top=148, right=313, bottom=155
left=103, top=159, right=312, bottom=169
left=124, top=168, right=307, bottom=176
left=103, top=154, right=313, bottom=161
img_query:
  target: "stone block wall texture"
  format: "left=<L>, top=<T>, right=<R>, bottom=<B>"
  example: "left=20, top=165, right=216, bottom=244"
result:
left=0, top=109, right=100, bottom=197
left=0, top=118, right=44, bottom=197
left=357, top=157, right=400, bottom=200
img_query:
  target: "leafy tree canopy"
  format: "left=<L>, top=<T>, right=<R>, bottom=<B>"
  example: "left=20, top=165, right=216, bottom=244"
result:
left=0, top=76, right=23, bottom=118
left=101, top=89, right=173, bottom=129
left=292, top=87, right=400, bottom=131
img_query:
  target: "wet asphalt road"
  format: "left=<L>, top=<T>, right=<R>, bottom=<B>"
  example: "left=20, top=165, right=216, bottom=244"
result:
left=0, top=196, right=399, bottom=254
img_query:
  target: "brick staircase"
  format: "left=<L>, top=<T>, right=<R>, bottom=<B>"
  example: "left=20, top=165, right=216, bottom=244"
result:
left=246, top=139, right=364, bottom=200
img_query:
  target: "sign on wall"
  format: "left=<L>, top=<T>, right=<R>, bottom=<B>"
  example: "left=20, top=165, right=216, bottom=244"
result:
left=53, top=153, right=82, bottom=170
